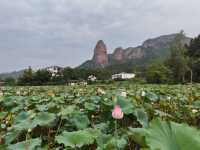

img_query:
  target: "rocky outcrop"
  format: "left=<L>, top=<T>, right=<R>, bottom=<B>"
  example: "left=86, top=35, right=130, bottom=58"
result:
left=112, top=46, right=145, bottom=61
left=110, top=34, right=186, bottom=62
left=123, top=47, right=145, bottom=60
left=112, top=47, right=124, bottom=61
left=92, top=40, right=108, bottom=67
left=142, top=34, right=191, bottom=49
left=79, top=33, right=191, bottom=69
left=142, top=34, right=178, bottom=49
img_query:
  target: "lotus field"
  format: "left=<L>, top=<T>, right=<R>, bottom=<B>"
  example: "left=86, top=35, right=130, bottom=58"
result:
left=1, top=84, right=200, bottom=150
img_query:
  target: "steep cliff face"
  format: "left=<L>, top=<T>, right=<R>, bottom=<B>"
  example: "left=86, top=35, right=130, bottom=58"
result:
left=123, top=47, right=145, bottom=60
left=142, top=34, right=178, bottom=49
left=112, top=47, right=124, bottom=61
left=79, top=33, right=191, bottom=70
left=112, top=47, right=145, bottom=61
left=92, top=40, right=108, bottom=67
left=111, top=34, right=190, bottom=62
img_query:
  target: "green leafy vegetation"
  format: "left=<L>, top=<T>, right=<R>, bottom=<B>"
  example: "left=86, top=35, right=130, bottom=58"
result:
left=0, top=83, right=200, bottom=149
left=146, top=61, right=172, bottom=84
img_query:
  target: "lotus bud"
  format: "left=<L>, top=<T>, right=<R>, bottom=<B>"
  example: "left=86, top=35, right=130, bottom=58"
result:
left=28, top=128, right=32, bottom=133
left=120, top=91, right=127, bottom=97
left=7, top=127, right=12, bottom=131
left=167, top=96, right=171, bottom=100
left=112, top=105, right=124, bottom=119
left=141, top=91, right=146, bottom=97
left=1, top=124, right=6, bottom=129
left=80, top=108, right=84, bottom=112
left=16, top=91, right=20, bottom=95
left=97, top=88, right=105, bottom=95
left=23, top=91, right=28, bottom=95
left=30, top=113, right=36, bottom=119
left=192, top=109, right=198, bottom=114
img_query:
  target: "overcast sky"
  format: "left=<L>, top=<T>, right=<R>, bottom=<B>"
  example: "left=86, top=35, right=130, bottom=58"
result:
left=0, top=0, right=200, bottom=73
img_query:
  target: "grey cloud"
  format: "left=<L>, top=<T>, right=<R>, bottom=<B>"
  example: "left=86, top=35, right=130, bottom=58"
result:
left=0, top=0, right=200, bottom=72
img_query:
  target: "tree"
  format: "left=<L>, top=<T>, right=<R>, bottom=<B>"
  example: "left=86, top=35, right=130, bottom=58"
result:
left=18, top=66, right=34, bottom=85
left=51, top=75, right=65, bottom=85
left=167, top=31, right=189, bottom=83
left=92, top=69, right=111, bottom=80
left=33, top=69, right=52, bottom=85
left=73, top=69, right=89, bottom=80
left=4, top=77, right=16, bottom=86
left=146, top=61, right=173, bottom=84
left=186, top=35, right=200, bottom=82
left=63, top=67, right=111, bottom=82
left=63, top=67, right=76, bottom=82
left=187, top=35, right=200, bottom=58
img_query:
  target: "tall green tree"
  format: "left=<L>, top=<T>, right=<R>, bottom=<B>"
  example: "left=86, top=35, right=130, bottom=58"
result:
left=146, top=61, right=173, bottom=84
left=186, top=35, right=200, bottom=82
left=187, top=35, right=200, bottom=58
left=63, top=67, right=76, bottom=82
left=4, top=77, right=16, bottom=86
left=18, top=66, right=34, bottom=85
left=167, top=31, right=189, bottom=83
left=33, top=69, right=52, bottom=85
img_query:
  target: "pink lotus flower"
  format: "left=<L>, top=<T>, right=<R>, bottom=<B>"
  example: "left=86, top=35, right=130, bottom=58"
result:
left=112, top=105, right=124, bottom=119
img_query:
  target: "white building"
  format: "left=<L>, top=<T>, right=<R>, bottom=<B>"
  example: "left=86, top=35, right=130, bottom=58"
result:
left=88, top=75, right=97, bottom=81
left=0, top=82, right=5, bottom=86
left=112, top=72, right=136, bottom=80
left=80, top=81, right=88, bottom=86
left=46, top=66, right=63, bottom=77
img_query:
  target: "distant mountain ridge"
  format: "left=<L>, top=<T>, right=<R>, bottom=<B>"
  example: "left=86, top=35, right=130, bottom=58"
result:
left=0, top=66, right=64, bottom=80
left=0, top=33, right=192, bottom=78
left=79, top=33, right=191, bottom=71
left=0, top=70, right=24, bottom=80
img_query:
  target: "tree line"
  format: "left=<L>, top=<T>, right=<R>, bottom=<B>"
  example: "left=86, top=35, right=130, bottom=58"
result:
left=1, top=31, right=200, bottom=85
left=146, top=31, right=200, bottom=84
left=14, top=67, right=112, bottom=86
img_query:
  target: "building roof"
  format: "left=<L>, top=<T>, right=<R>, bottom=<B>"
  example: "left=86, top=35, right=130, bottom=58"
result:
left=112, top=72, right=135, bottom=75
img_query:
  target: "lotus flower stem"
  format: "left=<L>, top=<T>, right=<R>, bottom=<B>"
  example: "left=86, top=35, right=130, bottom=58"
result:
left=56, top=118, right=63, bottom=135
left=134, top=144, right=140, bottom=150
left=115, top=120, right=118, bottom=137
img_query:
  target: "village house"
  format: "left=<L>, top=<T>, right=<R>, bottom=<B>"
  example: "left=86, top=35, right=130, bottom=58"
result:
left=88, top=75, right=97, bottom=81
left=67, top=80, right=87, bottom=86
left=80, top=81, right=88, bottom=86
left=46, top=66, right=63, bottom=77
left=112, top=72, right=136, bottom=80
left=0, top=81, right=5, bottom=86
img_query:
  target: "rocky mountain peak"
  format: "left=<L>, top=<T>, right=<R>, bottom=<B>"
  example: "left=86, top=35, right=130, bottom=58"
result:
left=92, top=40, right=108, bottom=67
left=142, top=34, right=178, bottom=49
left=79, top=33, right=191, bottom=70
left=112, top=47, right=124, bottom=61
